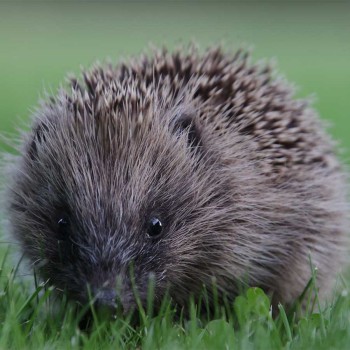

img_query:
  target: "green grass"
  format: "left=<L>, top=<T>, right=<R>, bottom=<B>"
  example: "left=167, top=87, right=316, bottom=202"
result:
left=0, top=1, right=349, bottom=349
left=1, top=250, right=350, bottom=349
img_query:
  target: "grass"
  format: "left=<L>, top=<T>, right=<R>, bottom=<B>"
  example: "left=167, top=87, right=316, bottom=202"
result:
left=0, top=1, right=349, bottom=349
left=1, top=247, right=350, bottom=349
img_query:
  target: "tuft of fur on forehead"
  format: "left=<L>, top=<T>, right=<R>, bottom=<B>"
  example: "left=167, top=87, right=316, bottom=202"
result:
left=3, top=45, right=349, bottom=313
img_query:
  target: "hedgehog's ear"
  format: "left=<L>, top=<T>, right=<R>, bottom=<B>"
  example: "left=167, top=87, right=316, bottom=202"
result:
left=28, top=122, right=49, bottom=161
left=172, top=113, right=203, bottom=154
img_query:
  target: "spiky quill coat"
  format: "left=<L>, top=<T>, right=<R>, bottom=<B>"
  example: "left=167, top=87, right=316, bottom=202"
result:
left=4, top=47, right=349, bottom=311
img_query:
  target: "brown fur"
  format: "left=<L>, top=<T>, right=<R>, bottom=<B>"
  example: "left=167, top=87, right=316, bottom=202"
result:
left=3, top=46, right=349, bottom=312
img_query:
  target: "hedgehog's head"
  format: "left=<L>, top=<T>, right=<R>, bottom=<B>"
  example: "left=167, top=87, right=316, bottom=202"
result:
left=6, top=79, right=235, bottom=314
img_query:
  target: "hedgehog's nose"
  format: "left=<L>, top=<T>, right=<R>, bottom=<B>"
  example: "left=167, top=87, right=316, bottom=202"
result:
left=93, top=288, right=121, bottom=316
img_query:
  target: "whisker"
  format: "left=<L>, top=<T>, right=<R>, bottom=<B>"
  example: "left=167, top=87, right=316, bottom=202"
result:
left=0, top=241, right=21, bottom=245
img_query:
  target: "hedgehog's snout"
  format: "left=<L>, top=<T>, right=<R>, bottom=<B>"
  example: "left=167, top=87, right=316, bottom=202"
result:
left=87, top=269, right=135, bottom=316
left=92, top=287, right=119, bottom=313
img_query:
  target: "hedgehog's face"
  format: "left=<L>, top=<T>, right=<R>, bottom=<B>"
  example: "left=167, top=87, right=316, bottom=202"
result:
left=7, top=100, right=232, bottom=314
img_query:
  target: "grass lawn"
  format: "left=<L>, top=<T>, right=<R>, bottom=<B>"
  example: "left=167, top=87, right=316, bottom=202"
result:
left=0, top=2, right=349, bottom=349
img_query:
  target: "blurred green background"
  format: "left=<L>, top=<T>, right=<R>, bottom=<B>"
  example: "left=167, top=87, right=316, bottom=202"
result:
left=0, top=1, right=349, bottom=161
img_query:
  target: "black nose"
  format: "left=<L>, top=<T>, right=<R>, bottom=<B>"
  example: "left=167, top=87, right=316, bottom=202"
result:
left=79, top=288, right=120, bottom=328
left=93, top=288, right=119, bottom=311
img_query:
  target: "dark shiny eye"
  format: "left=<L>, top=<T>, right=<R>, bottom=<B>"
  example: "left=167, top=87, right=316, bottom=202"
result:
left=57, top=216, right=70, bottom=240
left=147, top=217, right=163, bottom=237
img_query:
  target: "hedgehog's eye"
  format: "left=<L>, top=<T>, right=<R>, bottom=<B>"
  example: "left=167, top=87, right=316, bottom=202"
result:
left=147, top=217, right=163, bottom=238
left=57, top=216, right=70, bottom=241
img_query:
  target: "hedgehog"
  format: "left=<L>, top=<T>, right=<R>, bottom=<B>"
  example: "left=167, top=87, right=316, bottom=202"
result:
left=3, top=46, right=349, bottom=314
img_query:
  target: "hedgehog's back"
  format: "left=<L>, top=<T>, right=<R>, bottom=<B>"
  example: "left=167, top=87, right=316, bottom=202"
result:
left=77, top=47, right=340, bottom=180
